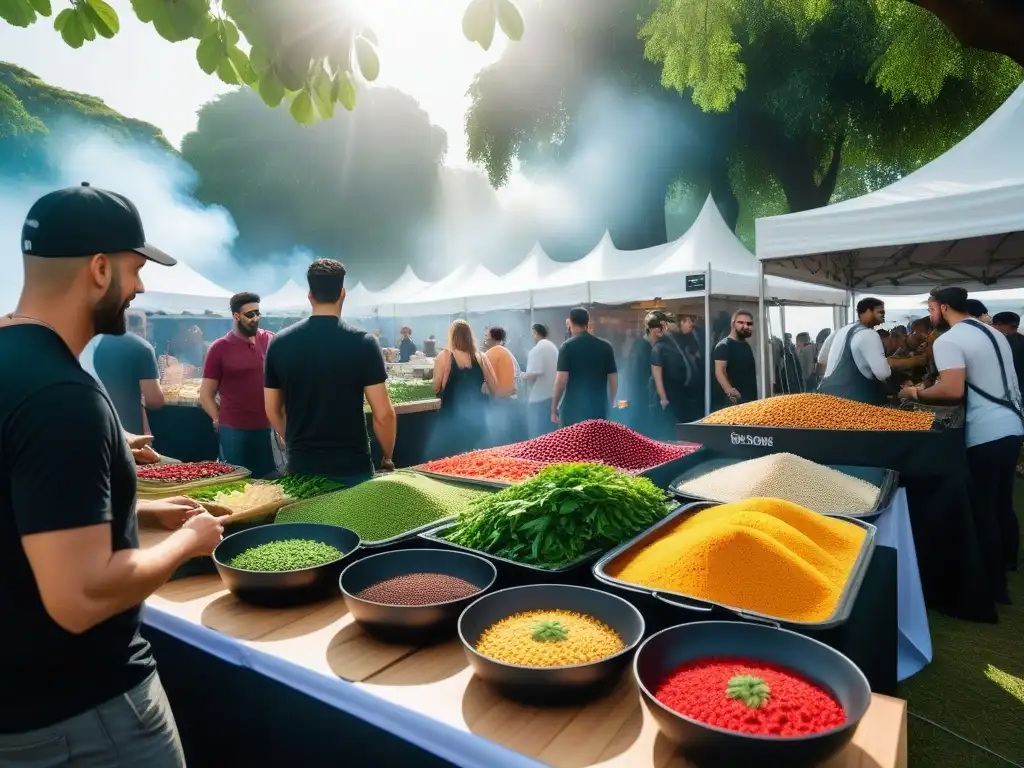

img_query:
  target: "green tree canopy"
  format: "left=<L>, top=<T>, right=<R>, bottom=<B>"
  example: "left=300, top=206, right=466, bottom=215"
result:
left=180, top=86, right=450, bottom=283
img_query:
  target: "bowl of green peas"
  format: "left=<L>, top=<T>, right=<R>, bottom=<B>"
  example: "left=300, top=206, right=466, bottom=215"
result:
left=213, top=522, right=361, bottom=606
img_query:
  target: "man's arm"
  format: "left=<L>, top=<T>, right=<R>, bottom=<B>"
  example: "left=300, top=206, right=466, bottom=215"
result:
left=550, top=372, right=568, bottom=419
left=363, top=336, right=396, bottom=467
left=605, top=341, right=618, bottom=404
left=912, top=338, right=966, bottom=403
left=816, top=330, right=836, bottom=375
left=856, top=331, right=892, bottom=381
left=12, top=384, right=217, bottom=634
left=140, top=379, right=165, bottom=410
left=138, top=341, right=164, bottom=410
left=714, top=360, right=735, bottom=395
left=264, top=388, right=286, bottom=437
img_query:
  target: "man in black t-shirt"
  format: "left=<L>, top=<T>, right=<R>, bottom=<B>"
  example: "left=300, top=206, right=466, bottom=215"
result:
left=0, top=184, right=224, bottom=764
left=265, top=259, right=397, bottom=483
left=551, top=307, right=618, bottom=426
left=712, top=309, right=758, bottom=410
left=649, top=313, right=699, bottom=433
left=993, top=312, right=1024, bottom=391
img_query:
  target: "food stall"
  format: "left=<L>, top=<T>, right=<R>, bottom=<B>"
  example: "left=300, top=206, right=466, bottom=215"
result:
left=137, top=419, right=910, bottom=767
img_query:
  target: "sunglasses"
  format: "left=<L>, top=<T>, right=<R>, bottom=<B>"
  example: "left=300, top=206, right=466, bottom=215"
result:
left=240, top=310, right=260, bottom=319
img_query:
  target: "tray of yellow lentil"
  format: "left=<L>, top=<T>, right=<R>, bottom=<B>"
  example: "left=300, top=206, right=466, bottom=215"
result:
left=666, top=449, right=899, bottom=520
left=675, top=393, right=963, bottom=476
left=592, top=499, right=876, bottom=631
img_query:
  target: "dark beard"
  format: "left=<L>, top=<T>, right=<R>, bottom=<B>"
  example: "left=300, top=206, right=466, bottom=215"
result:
left=737, top=329, right=753, bottom=340
left=93, top=276, right=130, bottom=336
left=237, top=320, right=258, bottom=337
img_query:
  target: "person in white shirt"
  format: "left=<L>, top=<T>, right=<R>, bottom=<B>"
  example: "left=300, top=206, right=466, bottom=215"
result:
left=902, top=287, right=1023, bottom=589
left=520, top=323, right=559, bottom=437
left=817, top=297, right=890, bottom=405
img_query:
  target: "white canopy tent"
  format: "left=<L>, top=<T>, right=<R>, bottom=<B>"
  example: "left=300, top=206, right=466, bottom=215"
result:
left=755, top=83, right=1024, bottom=294
left=133, top=260, right=233, bottom=314
left=262, top=278, right=309, bottom=313
left=392, top=264, right=504, bottom=316
left=347, top=266, right=430, bottom=316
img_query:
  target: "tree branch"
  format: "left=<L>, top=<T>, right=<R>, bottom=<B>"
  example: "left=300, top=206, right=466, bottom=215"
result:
left=909, top=0, right=1024, bottom=67
left=817, top=133, right=846, bottom=205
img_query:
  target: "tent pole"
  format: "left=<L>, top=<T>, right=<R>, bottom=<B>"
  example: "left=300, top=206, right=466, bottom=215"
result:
left=704, top=265, right=712, bottom=416
left=758, top=260, right=767, bottom=399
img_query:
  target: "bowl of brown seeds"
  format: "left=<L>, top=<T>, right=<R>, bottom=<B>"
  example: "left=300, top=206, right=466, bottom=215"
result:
left=340, top=548, right=497, bottom=644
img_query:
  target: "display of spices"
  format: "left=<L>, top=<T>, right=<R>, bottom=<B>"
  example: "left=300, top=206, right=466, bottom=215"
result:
left=490, top=420, right=699, bottom=472
left=227, top=539, right=345, bottom=572
left=675, top=453, right=880, bottom=514
left=354, top=573, right=481, bottom=605
left=475, top=609, right=624, bottom=667
left=701, top=394, right=934, bottom=431
left=610, top=498, right=866, bottom=622
left=416, top=453, right=547, bottom=484
left=654, top=657, right=847, bottom=736
left=137, top=461, right=239, bottom=484
left=443, top=463, right=672, bottom=569
left=273, top=474, right=346, bottom=500
left=274, top=470, right=488, bottom=543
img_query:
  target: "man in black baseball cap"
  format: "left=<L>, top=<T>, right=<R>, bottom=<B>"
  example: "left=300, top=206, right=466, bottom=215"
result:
left=0, top=184, right=224, bottom=765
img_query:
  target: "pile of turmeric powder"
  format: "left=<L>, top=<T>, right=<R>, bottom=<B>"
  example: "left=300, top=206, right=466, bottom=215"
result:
left=610, top=498, right=866, bottom=622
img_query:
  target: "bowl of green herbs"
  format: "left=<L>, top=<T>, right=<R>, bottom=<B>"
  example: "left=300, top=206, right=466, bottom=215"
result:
left=420, top=463, right=673, bottom=585
left=213, top=522, right=361, bottom=606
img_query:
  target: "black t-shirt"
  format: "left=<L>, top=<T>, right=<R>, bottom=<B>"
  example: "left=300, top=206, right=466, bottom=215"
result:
left=651, top=335, right=692, bottom=396
left=92, top=332, right=159, bottom=435
left=712, top=336, right=757, bottom=406
left=265, top=316, right=387, bottom=477
left=556, top=332, right=617, bottom=425
left=0, top=325, right=154, bottom=733
left=1006, top=333, right=1024, bottom=392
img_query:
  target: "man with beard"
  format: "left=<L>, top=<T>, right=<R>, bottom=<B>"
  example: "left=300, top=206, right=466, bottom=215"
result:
left=200, top=292, right=276, bottom=478
left=265, top=259, right=397, bottom=484
left=712, top=310, right=757, bottom=409
left=817, top=298, right=891, bottom=405
left=903, top=287, right=1023, bottom=586
left=0, top=183, right=224, bottom=765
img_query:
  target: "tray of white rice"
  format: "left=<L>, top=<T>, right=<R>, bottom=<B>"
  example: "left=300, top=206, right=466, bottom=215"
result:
left=667, top=450, right=898, bottom=519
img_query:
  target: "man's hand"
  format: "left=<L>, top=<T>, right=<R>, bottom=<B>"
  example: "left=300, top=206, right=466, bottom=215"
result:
left=139, top=497, right=203, bottom=530
left=900, top=385, right=920, bottom=401
left=132, top=445, right=160, bottom=465
left=211, top=420, right=220, bottom=433
left=380, top=457, right=395, bottom=472
left=727, top=387, right=741, bottom=402
left=180, top=512, right=225, bottom=556
left=550, top=408, right=560, bottom=425
left=125, top=433, right=154, bottom=450
left=660, top=397, right=670, bottom=409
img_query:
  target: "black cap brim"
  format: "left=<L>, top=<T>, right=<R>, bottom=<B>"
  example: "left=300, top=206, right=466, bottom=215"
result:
left=134, top=243, right=177, bottom=266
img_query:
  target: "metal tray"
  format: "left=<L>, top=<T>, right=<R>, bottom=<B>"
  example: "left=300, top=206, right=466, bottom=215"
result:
left=666, top=450, right=898, bottom=519
left=592, top=501, right=877, bottom=631
left=409, top=468, right=514, bottom=490
left=419, top=521, right=603, bottom=586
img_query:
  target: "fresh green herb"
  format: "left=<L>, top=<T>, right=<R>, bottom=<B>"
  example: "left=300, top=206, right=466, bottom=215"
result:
left=443, top=463, right=671, bottom=569
left=726, top=675, right=771, bottom=709
left=273, top=474, right=345, bottom=500
left=531, top=620, right=568, bottom=642
left=187, top=480, right=249, bottom=501
left=228, top=539, right=343, bottom=572
left=364, top=379, right=437, bottom=411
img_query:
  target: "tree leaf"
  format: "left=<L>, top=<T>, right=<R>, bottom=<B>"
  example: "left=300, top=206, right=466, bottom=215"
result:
left=336, top=69, right=357, bottom=111
left=227, top=45, right=256, bottom=85
left=248, top=43, right=270, bottom=75
left=495, top=0, right=523, bottom=42
left=196, top=28, right=223, bottom=75
left=52, top=6, right=71, bottom=30
left=311, top=68, right=334, bottom=119
left=354, top=36, right=379, bottom=82
left=359, top=26, right=377, bottom=45
left=0, top=0, right=37, bottom=27
left=27, top=0, right=50, bottom=16
left=289, top=89, right=315, bottom=125
left=78, top=7, right=96, bottom=41
left=218, top=17, right=239, bottom=45
left=151, top=0, right=207, bottom=43
left=59, top=9, right=85, bottom=47
left=84, top=0, right=118, bottom=37
left=257, top=69, right=285, bottom=108
left=462, top=0, right=496, bottom=50
left=216, top=55, right=241, bottom=85
left=129, top=0, right=157, bottom=23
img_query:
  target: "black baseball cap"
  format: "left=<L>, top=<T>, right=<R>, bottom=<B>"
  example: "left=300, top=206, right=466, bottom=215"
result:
left=21, top=182, right=176, bottom=266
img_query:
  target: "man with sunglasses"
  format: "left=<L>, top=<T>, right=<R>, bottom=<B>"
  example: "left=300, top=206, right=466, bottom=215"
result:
left=200, top=292, right=276, bottom=477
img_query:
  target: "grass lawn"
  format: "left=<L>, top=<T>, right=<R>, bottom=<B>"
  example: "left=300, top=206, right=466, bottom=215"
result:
left=898, top=487, right=1023, bottom=767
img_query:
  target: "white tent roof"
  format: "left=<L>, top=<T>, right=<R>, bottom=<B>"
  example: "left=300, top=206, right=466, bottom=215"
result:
left=344, top=281, right=372, bottom=306
left=755, top=83, right=1024, bottom=294
left=262, top=278, right=308, bottom=312
left=347, top=266, right=430, bottom=315
left=133, top=260, right=233, bottom=314
left=393, top=264, right=504, bottom=315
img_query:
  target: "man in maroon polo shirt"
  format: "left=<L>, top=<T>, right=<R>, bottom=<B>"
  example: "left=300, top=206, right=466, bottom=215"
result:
left=199, top=292, right=276, bottom=477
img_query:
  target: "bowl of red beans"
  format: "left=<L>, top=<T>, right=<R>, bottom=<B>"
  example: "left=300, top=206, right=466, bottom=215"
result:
left=339, top=548, right=497, bottom=644
left=633, top=621, right=871, bottom=767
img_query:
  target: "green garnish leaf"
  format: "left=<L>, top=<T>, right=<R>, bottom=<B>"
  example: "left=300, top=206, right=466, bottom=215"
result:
left=531, top=619, right=568, bottom=642
left=726, top=675, right=771, bottom=709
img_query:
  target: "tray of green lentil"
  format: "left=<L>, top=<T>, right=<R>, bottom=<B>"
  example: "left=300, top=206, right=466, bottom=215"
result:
left=665, top=448, right=898, bottom=520
left=420, top=463, right=676, bottom=588
left=273, top=470, right=491, bottom=551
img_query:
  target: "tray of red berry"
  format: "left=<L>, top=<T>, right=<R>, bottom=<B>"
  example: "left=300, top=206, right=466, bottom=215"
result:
left=136, top=461, right=249, bottom=487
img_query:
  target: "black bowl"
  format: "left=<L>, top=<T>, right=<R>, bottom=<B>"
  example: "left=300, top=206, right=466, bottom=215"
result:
left=634, top=622, right=871, bottom=767
left=213, top=522, right=361, bottom=607
left=458, top=584, right=645, bottom=706
left=340, top=548, right=497, bottom=644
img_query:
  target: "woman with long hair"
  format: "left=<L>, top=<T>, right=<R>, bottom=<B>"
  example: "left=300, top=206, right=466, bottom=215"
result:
left=429, top=320, right=499, bottom=456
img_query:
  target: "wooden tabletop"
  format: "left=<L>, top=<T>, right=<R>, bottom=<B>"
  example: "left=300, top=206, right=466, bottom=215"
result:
left=146, top=567, right=907, bottom=768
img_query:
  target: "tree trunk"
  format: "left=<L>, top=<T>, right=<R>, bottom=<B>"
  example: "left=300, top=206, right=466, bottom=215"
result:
left=762, top=131, right=846, bottom=213
left=911, top=0, right=1024, bottom=68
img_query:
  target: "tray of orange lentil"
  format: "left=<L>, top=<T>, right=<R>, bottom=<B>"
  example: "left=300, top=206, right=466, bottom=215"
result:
left=675, top=393, right=962, bottom=476
left=592, top=498, right=876, bottom=630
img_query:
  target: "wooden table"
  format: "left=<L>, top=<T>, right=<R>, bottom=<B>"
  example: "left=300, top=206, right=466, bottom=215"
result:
left=145, top=563, right=908, bottom=768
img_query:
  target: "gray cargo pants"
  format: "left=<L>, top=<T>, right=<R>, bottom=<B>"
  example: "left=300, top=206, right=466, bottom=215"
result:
left=0, top=672, right=184, bottom=767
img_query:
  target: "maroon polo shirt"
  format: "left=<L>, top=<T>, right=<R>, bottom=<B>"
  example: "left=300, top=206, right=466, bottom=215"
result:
left=202, top=329, right=274, bottom=430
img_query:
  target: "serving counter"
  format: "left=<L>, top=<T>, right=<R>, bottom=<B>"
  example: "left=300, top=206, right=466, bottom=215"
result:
left=142, top=566, right=908, bottom=768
